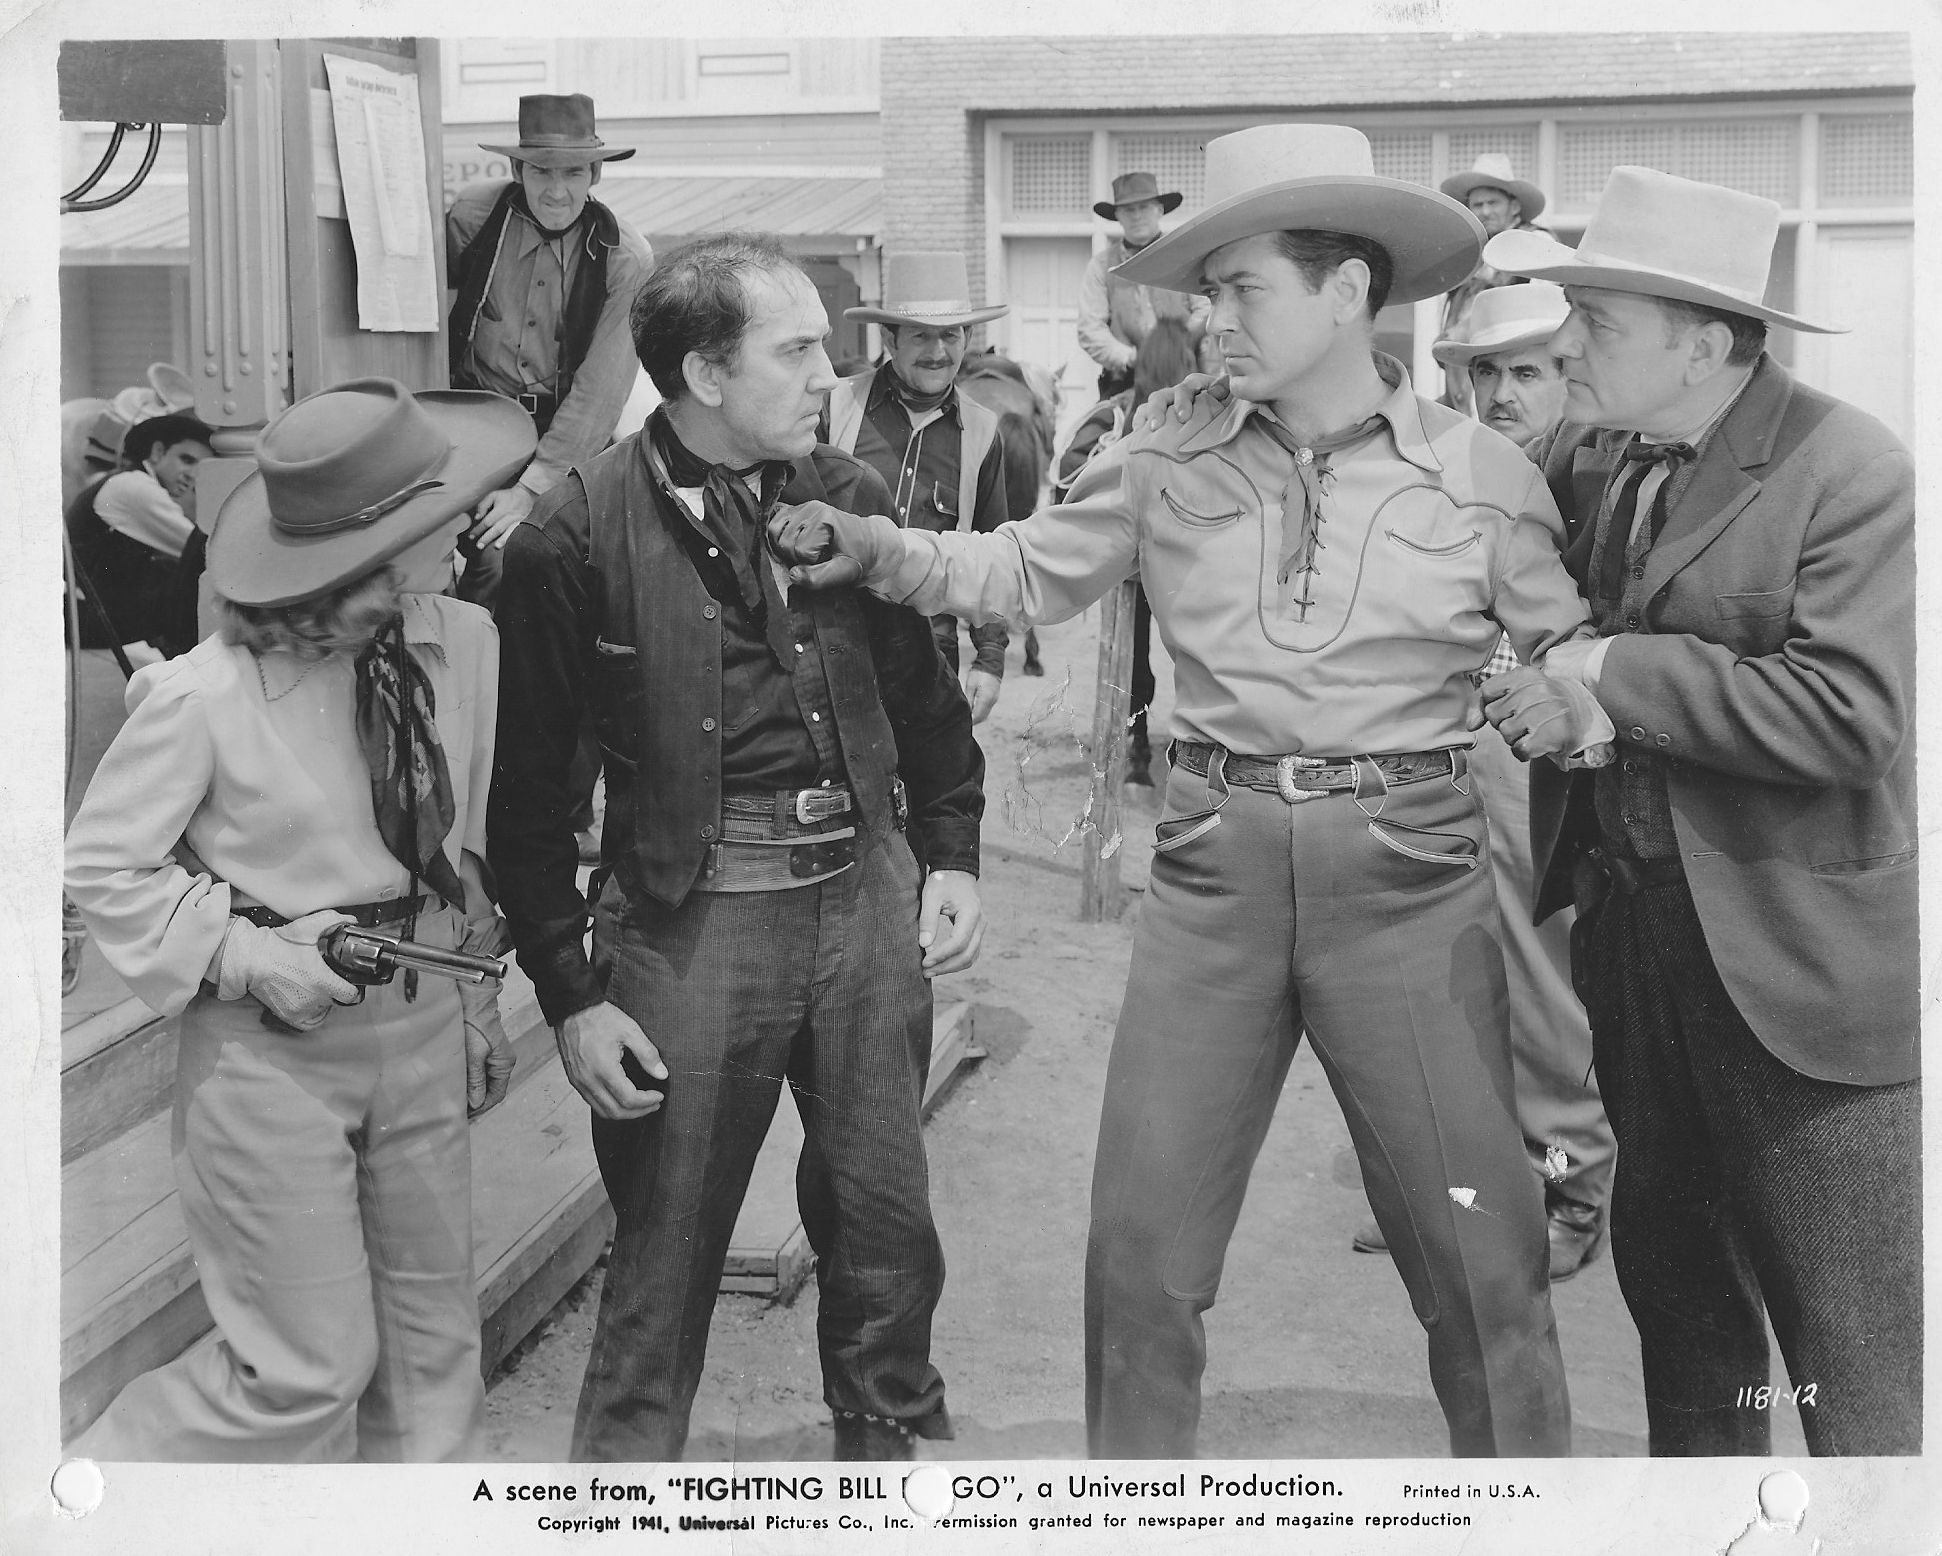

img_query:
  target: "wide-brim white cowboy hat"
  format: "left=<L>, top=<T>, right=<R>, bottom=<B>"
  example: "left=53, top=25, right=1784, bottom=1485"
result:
left=480, top=93, right=635, bottom=168
left=208, top=377, right=537, bottom=608
left=1113, top=124, right=1484, bottom=304
left=846, top=251, right=1009, bottom=330
left=1432, top=280, right=1571, bottom=367
left=1440, top=153, right=1547, bottom=223
left=1484, top=165, right=1843, bottom=334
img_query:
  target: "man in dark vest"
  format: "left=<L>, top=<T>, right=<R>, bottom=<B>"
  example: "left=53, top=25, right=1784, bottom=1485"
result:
left=446, top=93, right=653, bottom=608
left=64, top=412, right=215, bottom=661
left=489, top=232, right=987, bottom=1463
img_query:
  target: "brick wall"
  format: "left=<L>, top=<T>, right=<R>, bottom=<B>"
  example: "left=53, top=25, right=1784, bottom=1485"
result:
left=882, top=32, right=1911, bottom=299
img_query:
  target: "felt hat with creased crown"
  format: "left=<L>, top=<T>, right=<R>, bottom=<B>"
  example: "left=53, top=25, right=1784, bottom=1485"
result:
left=1484, top=166, right=1843, bottom=333
left=1440, top=153, right=1547, bottom=222
left=1094, top=171, right=1184, bottom=221
left=1114, top=124, right=1483, bottom=303
left=845, top=252, right=1010, bottom=330
left=480, top=94, right=635, bottom=168
left=208, top=378, right=536, bottom=608
left=1432, top=281, right=1571, bottom=367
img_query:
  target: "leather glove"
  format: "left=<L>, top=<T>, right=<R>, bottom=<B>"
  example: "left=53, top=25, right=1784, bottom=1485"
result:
left=462, top=978, right=515, bottom=1116
left=1479, top=666, right=1615, bottom=763
left=766, top=501, right=904, bottom=590
left=215, top=910, right=360, bottom=1030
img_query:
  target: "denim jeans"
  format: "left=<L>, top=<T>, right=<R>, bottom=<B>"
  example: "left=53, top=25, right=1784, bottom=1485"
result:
left=1583, top=879, right=1922, bottom=1455
left=570, top=832, right=949, bottom=1462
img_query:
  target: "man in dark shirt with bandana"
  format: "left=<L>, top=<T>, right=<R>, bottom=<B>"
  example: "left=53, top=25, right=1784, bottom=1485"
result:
left=490, top=233, right=986, bottom=1464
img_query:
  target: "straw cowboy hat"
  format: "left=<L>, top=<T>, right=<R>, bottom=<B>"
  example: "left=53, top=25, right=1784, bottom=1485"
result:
left=1431, top=280, right=1571, bottom=367
left=1114, top=124, right=1483, bottom=303
left=845, top=252, right=1009, bottom=330
left=208, top=378, right=537, bottom=608
left=480, top=94, right=635, bottom=168
left=1484, top=166, right=1843, bottom=333
left=1440, top=153, right=1547, bottom=222
left=1094, top=171, right=1184, bottom=221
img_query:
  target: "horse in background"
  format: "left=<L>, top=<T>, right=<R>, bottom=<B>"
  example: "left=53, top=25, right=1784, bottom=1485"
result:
left=958, top=350, right=1059, bottom=674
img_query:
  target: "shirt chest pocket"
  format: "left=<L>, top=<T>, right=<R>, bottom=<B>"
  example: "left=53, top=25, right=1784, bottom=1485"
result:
left=1160, top=486, right=1245, bottom=529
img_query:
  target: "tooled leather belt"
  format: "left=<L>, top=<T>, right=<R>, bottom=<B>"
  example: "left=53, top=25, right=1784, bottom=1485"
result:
left=1171, top=742, right=1459, bottom=803
left=697, top=788, right=858, bottom=893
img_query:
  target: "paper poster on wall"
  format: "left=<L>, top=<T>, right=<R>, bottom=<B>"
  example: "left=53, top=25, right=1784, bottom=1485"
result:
left=322, top=52, right=439, bottom=332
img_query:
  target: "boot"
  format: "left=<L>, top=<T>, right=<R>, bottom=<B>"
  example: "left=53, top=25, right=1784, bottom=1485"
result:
left=1022, top=629, right=1044, bottom=676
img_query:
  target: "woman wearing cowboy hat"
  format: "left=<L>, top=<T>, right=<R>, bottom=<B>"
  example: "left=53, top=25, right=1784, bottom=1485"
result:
left=65, top=378, right=535, bottom=1461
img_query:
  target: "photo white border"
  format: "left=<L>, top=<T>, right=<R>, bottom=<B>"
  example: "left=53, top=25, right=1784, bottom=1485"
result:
left=4, top=1, right=1936, bottom=1550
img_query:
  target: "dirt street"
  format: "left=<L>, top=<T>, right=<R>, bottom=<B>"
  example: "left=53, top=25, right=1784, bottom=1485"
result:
left=481, top=610, right=1806, bottom=1463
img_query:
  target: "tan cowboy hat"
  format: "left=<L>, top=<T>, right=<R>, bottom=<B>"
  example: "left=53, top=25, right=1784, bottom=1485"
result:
left=1094, top=171, right=1184, bottom=221
left=145, top=361, right=197, bottom=412
left=1484, top=166, right=1844, bottom=333
left=480, top=94, right=635, bottom=168
left=845, top=252, right=1009, bottom=330
left=1114, top=124, right=1483, bottom=303
left=207, top=378, right=536, bottom=608
left=1440, top=153, right=1547, bottom=222
left=1432, top=281, right=1571, bottom=367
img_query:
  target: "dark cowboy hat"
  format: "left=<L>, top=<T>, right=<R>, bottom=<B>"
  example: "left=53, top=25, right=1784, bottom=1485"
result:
left=1093, top=171, right=1185, bottom=221
left=207, top=378, right=536, bottom=608
left=121, top=413, right=216, bottom=464
left=480, top=94, right=635, bottom=168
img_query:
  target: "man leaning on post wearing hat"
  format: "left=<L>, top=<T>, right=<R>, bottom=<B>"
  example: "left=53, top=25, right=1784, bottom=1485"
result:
left=446, top=94, right=653, bottom=608
left=64, top=379, right=533, bottom=1461
left=770, top=123, right=1618, bottom=1458
left=1077, top=171, right=1212, bottom=399
left=1482, top=166, right=1920, bottom=1457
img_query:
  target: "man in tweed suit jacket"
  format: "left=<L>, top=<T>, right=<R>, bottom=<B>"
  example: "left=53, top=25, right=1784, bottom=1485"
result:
left=1485, top=166, right=1918, bottom=1458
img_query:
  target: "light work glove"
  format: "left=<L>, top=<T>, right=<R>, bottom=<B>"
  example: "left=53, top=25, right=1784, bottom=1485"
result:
left=1479, top=666, right=1616, bottom=766
left=214, top=909, right=360, bottom=1030
left=462, top=980, right=515, bottom=1116
left=767, top=501, right=904, bottom=591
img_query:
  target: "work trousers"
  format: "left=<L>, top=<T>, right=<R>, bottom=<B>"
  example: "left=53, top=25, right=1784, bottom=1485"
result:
left=571, top=833, right=949, bottom=1462
left=1086, top=756, right=1571, bottom=1458
left=1469, top=725, right=1614, bottom=1213
left=74, top=904, right=483, bottom=1462
left=1583, top=879, right=1922, bottom=1455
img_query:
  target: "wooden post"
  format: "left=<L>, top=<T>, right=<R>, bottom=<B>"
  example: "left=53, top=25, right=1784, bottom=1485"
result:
left=1080, top=579, right=1137, bottom=922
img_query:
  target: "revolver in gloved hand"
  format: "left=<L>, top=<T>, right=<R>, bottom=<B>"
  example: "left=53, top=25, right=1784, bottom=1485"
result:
left=320, top=924, right=507, bottom=988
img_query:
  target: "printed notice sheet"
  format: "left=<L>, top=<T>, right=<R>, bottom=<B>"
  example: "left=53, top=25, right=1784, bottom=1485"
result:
left=322, top=53, right=439, bottom=331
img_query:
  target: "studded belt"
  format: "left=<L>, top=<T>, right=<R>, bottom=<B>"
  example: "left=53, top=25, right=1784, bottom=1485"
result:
left=697, top=789, right=857, bottom=893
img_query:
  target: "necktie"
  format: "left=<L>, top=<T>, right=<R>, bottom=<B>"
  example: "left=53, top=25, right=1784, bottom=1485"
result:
left=1259, top=412, right=1389, bottom=606
left=1596, top=439, right=1697, bottom=604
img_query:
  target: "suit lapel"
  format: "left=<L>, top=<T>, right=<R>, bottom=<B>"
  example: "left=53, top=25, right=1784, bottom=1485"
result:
left=1640, top=357, right=1792, bottom=599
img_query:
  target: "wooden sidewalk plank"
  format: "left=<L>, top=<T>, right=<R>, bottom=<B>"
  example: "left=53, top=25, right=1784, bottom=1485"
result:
left=61, top=999, right=981, bottom=1438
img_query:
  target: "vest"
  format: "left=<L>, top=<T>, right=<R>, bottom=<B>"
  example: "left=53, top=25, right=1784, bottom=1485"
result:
left=826, top=366, right=997, bottom=534
left=448, top=183, right=619, bottom=400
left=576, top=436, right=905, bottom=909
left=64, top=476, right=196, bottom=655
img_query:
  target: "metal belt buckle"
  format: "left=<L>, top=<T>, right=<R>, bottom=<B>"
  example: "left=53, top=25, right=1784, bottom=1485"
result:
left=794, top=787, right=850, bottom=825
left=1275, top=754, right=1329, bottom=804
left=516, top=392, right=542, bottom=415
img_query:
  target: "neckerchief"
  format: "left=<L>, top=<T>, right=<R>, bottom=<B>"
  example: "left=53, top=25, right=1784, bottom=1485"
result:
left=650, top=413, right=797, bottom=668
left=511, top=185, right=587, bottom=245
left=887, top=364, right=953, bottom=418
left=353, top=617, right=464, bottom=914
left=1258, top=410, right=1391, bottom=611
